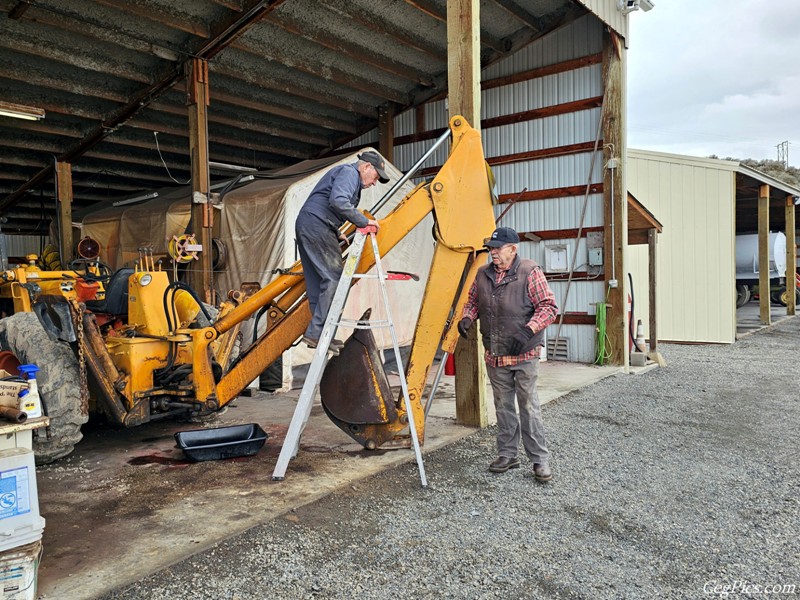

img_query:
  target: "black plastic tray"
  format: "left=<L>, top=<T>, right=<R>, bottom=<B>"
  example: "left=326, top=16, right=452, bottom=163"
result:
left=174, top=423, right=268, bottom=462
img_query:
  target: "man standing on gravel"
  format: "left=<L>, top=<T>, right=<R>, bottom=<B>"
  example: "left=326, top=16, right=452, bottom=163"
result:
left=458, top=227, right=558, bottom=482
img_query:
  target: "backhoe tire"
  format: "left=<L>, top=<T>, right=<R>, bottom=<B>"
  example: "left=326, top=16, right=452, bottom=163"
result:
left=0, top=313, right=87, bottom=464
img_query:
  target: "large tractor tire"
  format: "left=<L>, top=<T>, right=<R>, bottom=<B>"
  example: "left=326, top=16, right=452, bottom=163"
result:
left=0, top=313, right=87, bottom=463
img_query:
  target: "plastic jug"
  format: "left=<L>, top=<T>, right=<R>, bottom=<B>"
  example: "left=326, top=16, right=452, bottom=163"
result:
left=17, top=364, right=42, bottom=419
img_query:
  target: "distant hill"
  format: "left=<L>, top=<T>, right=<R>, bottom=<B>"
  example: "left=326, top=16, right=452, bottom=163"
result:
left=708, top=156, right=799, bottom=187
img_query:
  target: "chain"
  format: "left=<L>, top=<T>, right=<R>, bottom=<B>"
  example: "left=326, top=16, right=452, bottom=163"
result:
left=73, top=305, right=90, bottom=414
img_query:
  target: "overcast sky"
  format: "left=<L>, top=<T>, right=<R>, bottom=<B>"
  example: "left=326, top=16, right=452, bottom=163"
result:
left=626, top=0, right=800, bottom=166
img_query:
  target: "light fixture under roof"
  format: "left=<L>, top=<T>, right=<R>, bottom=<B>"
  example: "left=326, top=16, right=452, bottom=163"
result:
left=209, top=161, right=258, bottom=173
left=112, top=191, right=159, bottom=207
left=0, top=101, right=45, bottom=121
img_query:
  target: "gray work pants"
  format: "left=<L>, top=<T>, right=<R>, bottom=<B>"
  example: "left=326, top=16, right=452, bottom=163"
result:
left=295, top=212, right=343, bottom=340
left=486, top=358, right=550, bottom=464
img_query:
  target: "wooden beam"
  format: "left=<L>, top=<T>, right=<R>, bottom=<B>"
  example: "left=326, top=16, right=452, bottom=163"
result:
left=786, top=194, right=796, bottom=316
left=317, top=0, right=445, bottom=61
left=2, top=0, right=287, bottom=213
left=447, top=0, right=485, bottom=429
left=498, top=184, right=603, bottom=204
left=758, top=184, right=770, bottom=325
left=394, top=97, right=603, bottom=145
left=409, top=0, right=505, bottom=52
left=55, top=162, right=73, bottom=264
left=447, top=0, right=481, bottom=130
left=519, top=226, right=604, bottom=241
left=647, top=228, right=658, bottom=352
left=484, top=96, right=603, bottom=129
left=426, top=53, right=604, bottom=102
left=378, top=105, right=395, bottom=163
left=187, top=59, right=214, bottom=304
left=491, top=0, right=545, bottom=31
left=559, top=313, right=596, bottom=325
left=267, top=15, right=435, bottom=88
left=418, top=140, right=601, bottom=176
left=601, top=30, right=626, bottom=366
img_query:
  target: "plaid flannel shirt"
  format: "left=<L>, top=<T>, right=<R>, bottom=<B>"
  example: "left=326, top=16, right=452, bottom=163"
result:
left=462, top=263, right=558, bottom=367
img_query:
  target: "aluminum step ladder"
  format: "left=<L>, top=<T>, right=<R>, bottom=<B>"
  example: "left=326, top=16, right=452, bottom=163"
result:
left=271, top=225, right=427, bottom=487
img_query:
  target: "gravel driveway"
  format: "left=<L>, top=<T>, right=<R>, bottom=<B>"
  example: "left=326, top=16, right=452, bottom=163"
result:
left=103, top=317, right=800, bottom=600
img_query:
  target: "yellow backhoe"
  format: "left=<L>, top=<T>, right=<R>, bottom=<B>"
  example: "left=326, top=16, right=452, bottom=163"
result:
left=0, top=116, right=496, bottom=462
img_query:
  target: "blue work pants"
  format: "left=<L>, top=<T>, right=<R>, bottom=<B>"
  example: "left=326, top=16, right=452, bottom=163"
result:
left=295, top=212, right=343, bottom=340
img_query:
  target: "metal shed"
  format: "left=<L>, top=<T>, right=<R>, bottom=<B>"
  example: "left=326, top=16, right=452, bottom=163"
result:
left=627, top=149, right=799, bottom=344
left=1, top=0, right=645, bottom=370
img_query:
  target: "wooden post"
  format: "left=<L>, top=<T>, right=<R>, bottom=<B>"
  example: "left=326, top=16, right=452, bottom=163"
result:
left=55, top=161, right=73, bottom=264
left=378, top=105, right=394, bottom=164
left=447, top=0, right=485, bottom=427
left=647, top=228, right=657, bottom=351
left=415, top=105, right=426, bottom=135
left=758, top=184, right=770, bottom=325
left=787, top=194, right=797, bottom=316
left=647, top=227, right=665, bottom=366
left=602, top=30, right=627, bottom=365
left=447, top=0, right=481, bottom=128
left=186, top=58, right=214, bottom=304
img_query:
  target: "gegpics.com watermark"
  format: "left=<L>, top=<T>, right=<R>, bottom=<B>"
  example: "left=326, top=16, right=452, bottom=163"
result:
left=704, top=580, right=797, bottom=597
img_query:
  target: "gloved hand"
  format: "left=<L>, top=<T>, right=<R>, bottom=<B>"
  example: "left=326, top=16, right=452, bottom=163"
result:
left=508, top=326, right=535, bottom=355
left=457, top=317, right=473, bottom=339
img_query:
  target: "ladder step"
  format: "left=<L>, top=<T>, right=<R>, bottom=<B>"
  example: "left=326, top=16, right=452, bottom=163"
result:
left=337, top=318, right=393, bottom=329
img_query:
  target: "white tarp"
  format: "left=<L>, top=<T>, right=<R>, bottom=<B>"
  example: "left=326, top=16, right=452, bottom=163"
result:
left=81, top=150, right=435, bottom=391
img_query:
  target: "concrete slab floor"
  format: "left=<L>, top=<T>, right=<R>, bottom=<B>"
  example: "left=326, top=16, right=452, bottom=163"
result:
left=35, top=359, right=622, bottom=599
left=736, top=301, right=794, bottom=338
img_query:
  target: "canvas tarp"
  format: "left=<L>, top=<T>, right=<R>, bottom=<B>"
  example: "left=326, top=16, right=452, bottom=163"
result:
left=81, top=150, right=435, bottom=390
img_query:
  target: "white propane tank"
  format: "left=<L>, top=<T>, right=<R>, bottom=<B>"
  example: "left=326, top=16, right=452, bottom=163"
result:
left=735, top=232, right=786, bottom=280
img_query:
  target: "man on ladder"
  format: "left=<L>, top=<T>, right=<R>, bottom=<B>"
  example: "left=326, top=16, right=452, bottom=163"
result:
left=295, top=151, right=386, bottom=355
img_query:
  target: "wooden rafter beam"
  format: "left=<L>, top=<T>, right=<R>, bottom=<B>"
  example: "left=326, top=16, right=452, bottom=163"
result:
left=406, top=0, right=507, bottom=52
left=490, top=0, right=545, bottom=31
left=1, top=0, right=288, bottom=213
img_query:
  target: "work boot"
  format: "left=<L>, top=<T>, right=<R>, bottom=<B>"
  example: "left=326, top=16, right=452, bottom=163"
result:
left=533, top=463, right=553, bottom=483
left=488, top=456, right=520, bottom=473
left=302, top=336, right=340, bottom=356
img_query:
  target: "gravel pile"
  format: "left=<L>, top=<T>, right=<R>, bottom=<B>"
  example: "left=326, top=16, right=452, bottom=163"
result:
left=104, top=317, right=800, bottom=599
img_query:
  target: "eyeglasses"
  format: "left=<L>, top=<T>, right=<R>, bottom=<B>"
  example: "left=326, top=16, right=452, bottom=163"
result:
left=484, top=242, right=514, bottom=251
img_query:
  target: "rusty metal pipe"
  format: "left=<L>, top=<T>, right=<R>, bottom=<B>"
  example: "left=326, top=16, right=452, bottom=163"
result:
left=0, top=406, right=27, bottom=423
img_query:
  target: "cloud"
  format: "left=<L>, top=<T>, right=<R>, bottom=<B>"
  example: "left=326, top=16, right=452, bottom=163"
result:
left=627, top=0, right=800, bottom=162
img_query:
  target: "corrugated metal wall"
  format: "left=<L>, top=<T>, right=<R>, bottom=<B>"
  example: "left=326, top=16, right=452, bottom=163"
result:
left=575, top=0, right=628, bottom=43
left=627, top=150, right=737, bottom=343
left=345, top=14, right=607, bottom=362
left=2, top=234, right=45, bottom=258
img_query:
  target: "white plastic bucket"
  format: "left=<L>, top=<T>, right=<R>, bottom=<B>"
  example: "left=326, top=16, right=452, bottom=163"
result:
left=0, top=539, right=41, bottom=600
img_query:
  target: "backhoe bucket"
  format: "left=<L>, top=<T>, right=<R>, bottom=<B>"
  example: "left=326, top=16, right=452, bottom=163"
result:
left=320, top=320, right=400, bottom=449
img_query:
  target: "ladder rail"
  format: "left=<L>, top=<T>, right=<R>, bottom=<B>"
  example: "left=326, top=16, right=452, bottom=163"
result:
left=272, top=227, right=428, bottom=487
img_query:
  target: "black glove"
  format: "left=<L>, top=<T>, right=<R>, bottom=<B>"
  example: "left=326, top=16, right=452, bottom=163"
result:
left=508, top=326, right=535, bottom=355
left=457, top=317, right=473, bottom=339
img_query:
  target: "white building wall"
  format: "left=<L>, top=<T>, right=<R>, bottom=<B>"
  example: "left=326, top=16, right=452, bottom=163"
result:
left=627, top=150, right=737, bottom=344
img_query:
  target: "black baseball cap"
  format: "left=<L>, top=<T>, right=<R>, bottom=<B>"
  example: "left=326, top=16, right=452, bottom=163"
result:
left=357, top=151, right=390, bottom=183
left=483, top=226, right=520, bottom=248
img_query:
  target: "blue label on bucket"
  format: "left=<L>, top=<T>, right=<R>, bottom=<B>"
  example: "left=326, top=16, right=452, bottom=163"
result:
left=0, top=467, right=30, bottom=520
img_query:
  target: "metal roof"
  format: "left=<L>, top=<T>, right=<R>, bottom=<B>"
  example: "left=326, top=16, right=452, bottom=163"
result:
left=0, top=0, right=588, bottom=234
left=629, top=148, right=800, bottom=234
